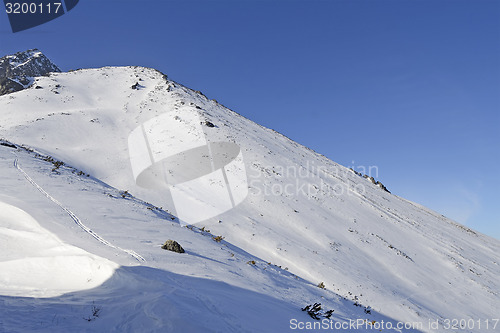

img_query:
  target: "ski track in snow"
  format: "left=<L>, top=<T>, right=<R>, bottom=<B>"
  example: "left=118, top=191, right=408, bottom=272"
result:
left=14, top=158, right=145, bottom=263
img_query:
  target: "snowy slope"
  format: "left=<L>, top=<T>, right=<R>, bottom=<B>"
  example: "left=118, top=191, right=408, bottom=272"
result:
left=0, top=142, right=403, bottom=333
left=0, top=65, right=499, bottom=332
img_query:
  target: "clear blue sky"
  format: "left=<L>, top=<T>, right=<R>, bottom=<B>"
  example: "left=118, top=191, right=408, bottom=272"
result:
left=1, top=0, right=499, bottom=239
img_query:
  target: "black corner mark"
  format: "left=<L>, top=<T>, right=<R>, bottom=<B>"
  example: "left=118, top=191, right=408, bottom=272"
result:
left=64, top=0, right=77, bottom=11
left=3, top=0, right=79, bottom=33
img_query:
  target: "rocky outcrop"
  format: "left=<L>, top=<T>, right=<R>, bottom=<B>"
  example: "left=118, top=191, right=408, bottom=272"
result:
left=0, top=49, right=60, bottom=96
left=161, top=240, right=185, bottom=253
left=350, top=168, right=391, bottom=193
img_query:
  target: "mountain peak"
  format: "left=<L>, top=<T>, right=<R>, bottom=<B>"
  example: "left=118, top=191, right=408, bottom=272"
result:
left=0, top=49, right=60, bottom=96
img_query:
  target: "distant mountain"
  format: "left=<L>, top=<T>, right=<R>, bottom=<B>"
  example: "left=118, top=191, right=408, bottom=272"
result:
left=0, top=49, right=60, bottom=96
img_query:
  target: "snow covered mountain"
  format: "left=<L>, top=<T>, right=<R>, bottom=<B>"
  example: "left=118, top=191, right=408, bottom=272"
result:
left=0, top=49, right=60, bottom=96
left=0, top=51, right=498, bottom=332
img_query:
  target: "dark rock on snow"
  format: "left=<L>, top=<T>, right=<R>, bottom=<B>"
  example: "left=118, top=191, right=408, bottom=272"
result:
left=161, top=240, right=185, bottom=253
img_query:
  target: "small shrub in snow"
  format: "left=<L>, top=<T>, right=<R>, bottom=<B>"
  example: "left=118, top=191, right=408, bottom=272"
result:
left=212, top=235, right=224, bottom=243
left=83, top=302, right=101, bottom=322
left=302, top=303, right=334, bottom=320
left=52, top=160, right=64, bottom=172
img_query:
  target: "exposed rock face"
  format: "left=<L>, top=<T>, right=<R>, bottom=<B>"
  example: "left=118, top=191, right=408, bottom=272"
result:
left=0, top=49, right=60, bottom=96
left=350, top=168, right=391, bottom=193
left=375, top=181, right=390, bottom=193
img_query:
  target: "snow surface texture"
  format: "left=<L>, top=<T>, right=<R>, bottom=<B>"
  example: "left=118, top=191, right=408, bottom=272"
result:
left=0, top=200, right=118, bottom=298
left=0, top=66, right=498, bottom=332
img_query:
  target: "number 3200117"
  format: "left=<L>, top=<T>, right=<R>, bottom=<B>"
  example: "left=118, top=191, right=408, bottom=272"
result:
left=5, top=2, right=62, bottom=14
